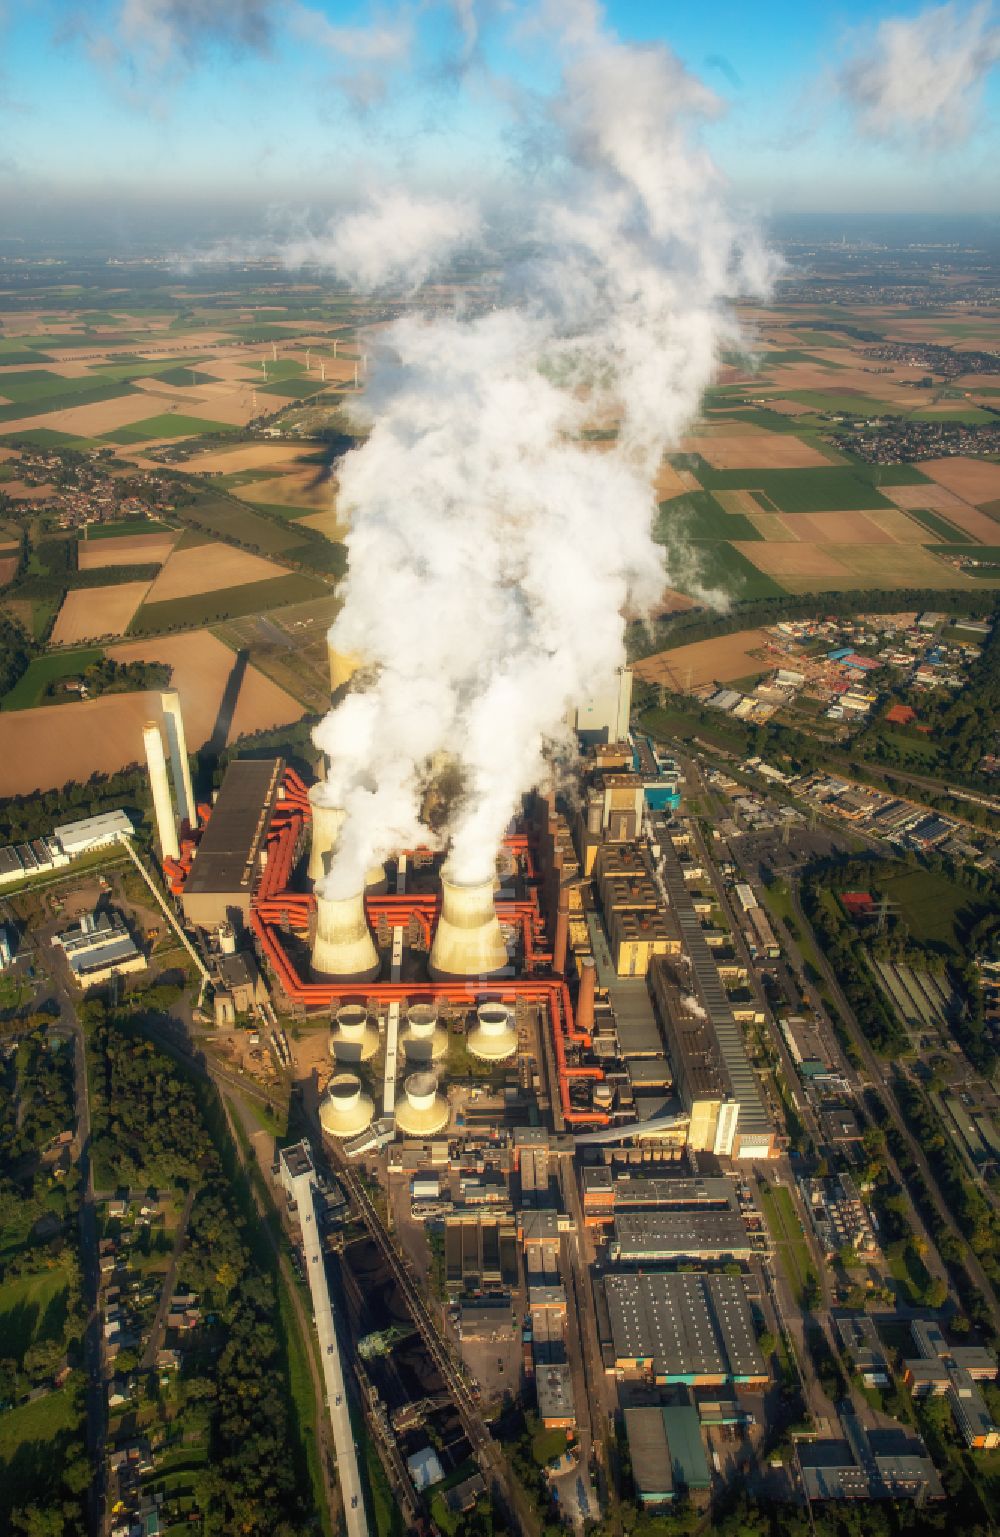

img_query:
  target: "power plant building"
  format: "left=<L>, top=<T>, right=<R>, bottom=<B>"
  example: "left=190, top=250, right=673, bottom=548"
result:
left=603, top=1272, right=766, bottom=1387
left=182, top=758, right=285, bottom=927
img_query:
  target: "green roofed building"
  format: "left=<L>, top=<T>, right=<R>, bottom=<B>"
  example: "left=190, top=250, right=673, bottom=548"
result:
left=624, top=1404, right=712, bottom=1506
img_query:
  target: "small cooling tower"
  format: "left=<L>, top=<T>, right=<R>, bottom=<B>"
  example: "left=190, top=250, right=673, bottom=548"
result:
left=308, top=785, right=346, bottom=884
left=311, top=891, right=380, bottom=981
left=428, top=874, right=507, bottom=979
left=319, top=1073, right=375, bottom=1139
left=395, top=1071, right=449, bottom=1137
left=142, top=721, right=180, bottom=862
left=467, top=1002, right=517, bottom=1063
left=399, top=1002, right=448, bottom=1065
left=330, top=1002, right=380, bottom=1063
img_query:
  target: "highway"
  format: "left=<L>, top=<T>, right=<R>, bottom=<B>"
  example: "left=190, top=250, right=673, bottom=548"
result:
left=288, top=1166, right=369, bottom=1537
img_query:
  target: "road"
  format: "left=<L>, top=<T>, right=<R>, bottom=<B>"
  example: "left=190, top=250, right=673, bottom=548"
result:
left=336, top=1160, right=541, bottom=1537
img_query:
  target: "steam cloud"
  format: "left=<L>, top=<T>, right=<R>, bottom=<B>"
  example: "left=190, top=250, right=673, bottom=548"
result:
left=838, top=1, right=1000, bottom=145
left=312, top=1, right=771, bottom=898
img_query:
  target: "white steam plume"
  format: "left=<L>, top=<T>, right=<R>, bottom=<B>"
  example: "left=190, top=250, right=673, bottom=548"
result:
left=312, top=2, right=772, bottom=899
left=282, top=190, right=482, bottom=291
left=838, top=1, right=1000, bottom=146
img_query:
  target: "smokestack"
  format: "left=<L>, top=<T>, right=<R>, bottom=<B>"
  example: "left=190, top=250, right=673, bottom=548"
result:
left=311, top=891, right=380, bottom=981
left=160, top=690, right=196, bottom=829
left=308, top=785, right=346, bottom=884
left=327, top=639, right=362, bottom=694
left=577, top=956, right=596, bottom=1037
left=554, top=895, right=569, bottom=976
left=428, top=873, right=508, bottom=980
left=142, top=722, right=180, bottom=862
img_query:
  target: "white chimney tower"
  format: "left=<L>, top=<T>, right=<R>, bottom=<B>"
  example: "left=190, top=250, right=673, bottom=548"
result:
left=142, top=721, right=180, bottom=862
left=160, top=690, right=195, bottom=829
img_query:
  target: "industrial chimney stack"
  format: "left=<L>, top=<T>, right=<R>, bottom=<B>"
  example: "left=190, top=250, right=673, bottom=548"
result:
left=160, top=690, right=195, bottom=830
left=142, top=721, right=180, bottom=862
left=311, top=890, right=380, bottom=981
left=429, top=873, right=508, bottom=980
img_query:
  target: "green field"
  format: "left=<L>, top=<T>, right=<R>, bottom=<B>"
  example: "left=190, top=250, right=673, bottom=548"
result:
left=243, top=502, right=317, bottom=522
left=777, top=389, right=903, bottom=417
left=0, top=1264, right=72, bottom=1361
left=930, top=546, right=1000, bottom=575
left=905, top=507, right=975, bottom=542
left=683, top=540, right=786, bottom=599
left=104, top=413, right=238, bottom=444
left=182, top=492, right=309, bottom=553
left=82, top=518, right=173, bottom=540
left=689, top=462, right=897, bottom=512
left=127, top=572, right=327, bottom=634
left=1, top=648, right=104, bottom=710
left=911, top=406, right=997, bottom=425
left=657, top=491, right=761, bottom=542
left=154, top=366, right=216, bottom=387
left=259, top=379, right=330, bottom=399
left=878, top=867, right=985, bottom=955
left=0, top=1383, right=82, bottom=1464
left=759, top=349, right=845, bottom=371
left=1, top=428, right=107, bottom=451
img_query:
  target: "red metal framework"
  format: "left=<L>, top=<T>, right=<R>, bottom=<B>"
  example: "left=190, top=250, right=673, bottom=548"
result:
left=248, top=776, right=609, bottom=1126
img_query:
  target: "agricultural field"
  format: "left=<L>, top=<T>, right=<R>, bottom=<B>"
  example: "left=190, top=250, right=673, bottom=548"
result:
left=50, top=581, right=153, bottom=643
left=633, top=627, right=775, bottom=691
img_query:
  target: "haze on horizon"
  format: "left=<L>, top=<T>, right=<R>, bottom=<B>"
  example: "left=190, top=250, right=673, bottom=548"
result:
left=2, top=0, right=1000, bottom=249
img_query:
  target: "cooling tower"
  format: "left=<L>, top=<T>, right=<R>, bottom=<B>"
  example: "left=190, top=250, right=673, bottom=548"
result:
left=365, top=862, right=388, bottom=894
left=159, top=690, right=195, bottom=829
left=142, top=721, right=180, bottom=862
left=319, top=1073, right=375, bottom=1139
left=400, top=1002, right=448, bottom=1065
left=308, top=785, right=346, bottom=884
left=467, top=1002, right=517, bottom=1063
left=395, top=1071, right=449, bottom=1137
left=328, top=641, right=362, bottom=693
left=311, top=891, right=380, bottom=981
left=428, top=874, right=508, bottom=979
left=330, top=1002, right=380, bottom=1063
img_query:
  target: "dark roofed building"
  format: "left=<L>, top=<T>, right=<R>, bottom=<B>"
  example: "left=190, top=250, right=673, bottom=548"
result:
left=182, top=758, right=285, bottom=926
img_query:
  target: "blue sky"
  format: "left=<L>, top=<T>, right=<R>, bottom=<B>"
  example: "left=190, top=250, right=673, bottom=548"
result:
left=2, top=0, right=999, bottom=235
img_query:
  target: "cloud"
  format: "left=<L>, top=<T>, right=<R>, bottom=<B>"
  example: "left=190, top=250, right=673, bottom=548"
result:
left=281, top=188, right=481, bottom=289
left=115, top=0, right=277, bottom=69
left=838, top=1, right=1000, bottom=146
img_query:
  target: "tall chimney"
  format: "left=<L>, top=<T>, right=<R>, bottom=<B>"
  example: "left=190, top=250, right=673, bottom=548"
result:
left=160, top=690, right=195, bottom=829
left=311, top=891, right=380, bottom=981
left=554, top=894, right=569, bottom=976
left=308, top=785, right=346, bottom=884
left=142, top=722, right=180, bottom=863
left=429, top=873, right=508, bottom=980
left=577, top=956, right=596, bottom=1037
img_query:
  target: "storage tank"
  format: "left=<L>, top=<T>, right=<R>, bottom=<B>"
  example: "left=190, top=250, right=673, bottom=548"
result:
left=428, top=874, right=508, bottom=979
left=311, top=891, right=380, bottom=981
left=395, top=1071, right=449, bottom=1137
left=308, top=785, right=346, bottom=884
left=467, top=1002, right=517, bottom=1062
left=319, top=1073, right=375, bottom=1139
left=330, top=1002, right=380, bottom=1063
left=399, top=1002, right=448, bottom=1065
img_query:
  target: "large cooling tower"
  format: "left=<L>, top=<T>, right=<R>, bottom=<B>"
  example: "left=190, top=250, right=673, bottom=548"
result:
left=160, top=690, right=195, bottom=829
left=142, top=721, right=180, bottom=862
left=400, top=1002, right=447, bottom=1065
left=311, top=890, right=380, bottom=981
left=330, top=1002, right=380, bottom=1063
left=428, top=875, right=508, bottom=979
left=365, top=862, right=389, bottom=894
left=395, top=1071, right=449, bottom=1137
left=319, top=1073, right=375, bottom=1139
left=467, top=1002, right=517, bottom=1063
left=308, top=785, right=346, bottom=884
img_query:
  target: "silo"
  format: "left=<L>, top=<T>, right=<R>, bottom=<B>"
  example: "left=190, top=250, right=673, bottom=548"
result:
left=428, top=874, right=508, bottom=979
left=142, top=721, right=180, bottom=862
left=330, top=1002, right=380, bottom=1063
left=467, top=1002, right=517, bottom=1063
left=395, top=1071, right=449, bottom=1138
left=319, top=1072, right=375, bottom=1139
left=399, top=1002, right=448, bottom=1065
left=311, top=891, right=380, bottom=981
left=308, top=785, right=346, bottom=884
left=160, top=690, right=196, bottom=829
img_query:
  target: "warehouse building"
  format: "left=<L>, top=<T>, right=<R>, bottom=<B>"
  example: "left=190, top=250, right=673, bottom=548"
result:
left=609, top=1209, right=755, bottom=1264
left=603, top=1272, right=765, bottom=1387
left=182, top=758, right=285, bottom=927
left=623, top=1405, right=711, bottom=1505
left=52, top=910, right=146, bottom=990
left=902, top=1320, right=999, bottom=1450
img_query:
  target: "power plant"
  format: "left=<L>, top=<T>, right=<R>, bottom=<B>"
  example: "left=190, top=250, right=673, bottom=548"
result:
left=330, top=1002, right=380, bottom=1064
left=319, top=1072, right=376, bottom=1139
left=394, top=1071, right=449, bottom=1138
left=142, top=720, right=180, bottom=863
left=428, top=874, right=508, bottom=980
left=308, top=785, right=346, bottom=883
left=399, top=1002, right=448, bottom=1065
left=467, top=1002, right=517, bottom=1063
left=311, top=890, right=380, bottom=981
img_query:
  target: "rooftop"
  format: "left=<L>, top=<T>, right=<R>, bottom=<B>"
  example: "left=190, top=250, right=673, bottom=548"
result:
left=184, top=758, right=284, bottom=899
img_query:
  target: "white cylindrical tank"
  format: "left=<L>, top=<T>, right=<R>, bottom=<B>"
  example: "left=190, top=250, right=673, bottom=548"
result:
left=160, top=690, right=196, bottom=829
left=311, top=891, right=380, bottom=981
left=467, top=1002, right=517, bottom=1062
left=330, top=1002, right=380, bottom=1063
left=428, top=873, right=508, bottom=979
left=308, top=785, right=346, bottom=884
left=395, top=1071, right=449, bottom=1138
left=319, top=1073, right=375, bottom=1139
left=400, top=1002, right=448, bottom=1065
left=142, top=721, right=180, bottom=862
